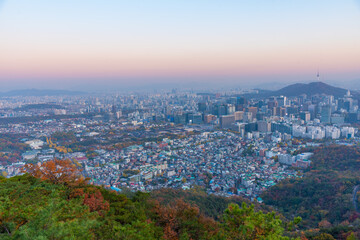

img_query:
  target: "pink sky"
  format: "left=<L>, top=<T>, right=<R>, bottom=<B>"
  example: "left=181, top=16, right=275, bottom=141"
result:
left=0, top=0, right=359, bottom=90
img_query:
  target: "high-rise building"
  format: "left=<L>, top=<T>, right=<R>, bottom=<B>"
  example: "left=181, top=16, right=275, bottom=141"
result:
left=277, top=96, right=287, bottom=107
left=320, top=105, right=331, bottom=124
left=267, top=98, right=278, bottom=109
left=116, top=110, right=122, bottom=119
left=331, top=114, right=344, bottom=124
left=243, top=112, right=253, bottom=122
left=204, top=114, right=216, bottom=124
left=215, top=105, right=226, bottom=116
left=174, top=114, right=186, bottom=124
left=198, top=102, right=207, bottom=112
left=245, top=122, right=257, bottom=132
left=187, top=113, right=203, bottom=124
left=226, top=104, right=236, bottom=115
left=220, top=115, right=235, bottom=128
left=287, top=106, right=299, bottom=115
left=257, top=121, right=271, bottom=132
left=234, top=111, right=244, bottom=121
left=247, top=107, right=258, bottom=118
left=300, top=111, right=311, bottom=122
left=237, top=97, right=247, bottom=105
left=279, top=107, right=286, bottom=117
left=256, top=112, right=265, bottom=121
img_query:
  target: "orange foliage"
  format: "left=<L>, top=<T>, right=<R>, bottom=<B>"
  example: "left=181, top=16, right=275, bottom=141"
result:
left=69, top=188, right=85, bottom=199
left=83, top=190, right=110, bottom=214
left=318, top=219, right=332, bottom=228
left=300, top=231, right=309, bottom=240
left=22, top=159, right=85, bottom=185
left=152, top=199, right=218, bottom=240
left=68, top=187, right=110, bottom=215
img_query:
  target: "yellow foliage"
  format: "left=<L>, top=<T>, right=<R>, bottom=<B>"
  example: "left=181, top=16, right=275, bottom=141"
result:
left=74, top=159, right=81, bottom=167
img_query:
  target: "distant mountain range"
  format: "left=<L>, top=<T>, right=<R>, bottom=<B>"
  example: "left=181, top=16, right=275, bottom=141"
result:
left=0, top=89, right=87, bottom=97
left=247, top=81, right=356, bottom=99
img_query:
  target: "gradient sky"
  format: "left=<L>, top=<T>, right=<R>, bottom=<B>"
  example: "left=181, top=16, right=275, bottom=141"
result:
left=0, top=0, right=360, bottom=91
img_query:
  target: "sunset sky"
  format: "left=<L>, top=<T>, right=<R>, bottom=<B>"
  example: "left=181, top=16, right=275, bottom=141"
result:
left=0, top=0, right=359, bottom=91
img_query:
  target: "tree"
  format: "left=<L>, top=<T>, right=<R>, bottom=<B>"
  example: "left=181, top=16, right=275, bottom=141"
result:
left=83, top=190, right=110, bottom=215
left=153, top=199, right=219, bottom=240
left=22, top=159, right=85, bottom=185
left=318, top=220, right=332, bottom=229
left=313, top=233, right=335, bottom=240
left=0, top=174, right=97, bottom=239
left=222, top=202, right=297, bottom=240
left=346, top=233, right=357, bottom=240
left=1, top=171, right=7, bottom=178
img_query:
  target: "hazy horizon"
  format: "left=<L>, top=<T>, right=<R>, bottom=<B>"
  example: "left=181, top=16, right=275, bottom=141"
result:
left=0, top=0, right=359, bottom=91
left=0, top=79, right=359, bottom=93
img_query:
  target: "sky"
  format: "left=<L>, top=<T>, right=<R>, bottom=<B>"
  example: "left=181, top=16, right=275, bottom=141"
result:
left=0, top=0, right=360, bottom=91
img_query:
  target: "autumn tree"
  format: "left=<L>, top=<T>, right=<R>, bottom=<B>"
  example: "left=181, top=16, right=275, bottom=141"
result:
left=153, top=199, right=219, bottom=240
left=222, top=202, right=299, bottom=240
left=346, top=232, right=357, bottom=240
left=83, top=190, right=110, bottom=214
left=318, top=220, right=332, bottom=229
left=22, top=159, right=85, bottom=185
left=312, top=233, right=335, bottom=240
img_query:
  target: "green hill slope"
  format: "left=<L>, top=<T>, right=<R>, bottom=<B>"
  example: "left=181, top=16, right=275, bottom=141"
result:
left=0, top=173, right=299, bottom=240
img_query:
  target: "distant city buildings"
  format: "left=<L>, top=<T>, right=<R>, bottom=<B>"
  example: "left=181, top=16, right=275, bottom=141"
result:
left=1, top=85, right=360, bottom=200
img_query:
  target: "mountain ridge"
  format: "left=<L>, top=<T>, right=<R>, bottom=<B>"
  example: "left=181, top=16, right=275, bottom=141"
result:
left=273, top=81, right=349, bottom=97
left=242, top=81, right=356, bottom=99
left=0, top=89, right=87, bottom=97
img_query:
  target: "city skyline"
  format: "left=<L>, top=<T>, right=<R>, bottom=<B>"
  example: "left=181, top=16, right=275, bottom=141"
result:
left=0, top=0, right=360, bottom=91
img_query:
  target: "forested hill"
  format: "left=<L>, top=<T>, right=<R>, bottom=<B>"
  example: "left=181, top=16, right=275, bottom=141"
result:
left=272, top=82, right=348, bottom=98
left=262, top=145, right=360, bottom=239
left=0, top=161, right=301, bottom=240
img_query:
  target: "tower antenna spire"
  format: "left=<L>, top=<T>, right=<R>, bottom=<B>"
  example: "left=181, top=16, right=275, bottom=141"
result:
left=317, top=69, right=320, bottom=82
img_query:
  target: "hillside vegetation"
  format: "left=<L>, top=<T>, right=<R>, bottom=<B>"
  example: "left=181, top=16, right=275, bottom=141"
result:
left=2, top=146, right=360, bottom=239
left=262, top=145, right=360, bottom=239
left=0, top=161, right=300, bottom=240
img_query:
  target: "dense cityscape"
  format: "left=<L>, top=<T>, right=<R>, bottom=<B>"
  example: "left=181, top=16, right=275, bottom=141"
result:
left=1, top=82, right=359, bottom=203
